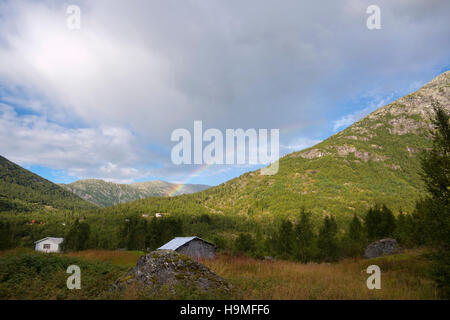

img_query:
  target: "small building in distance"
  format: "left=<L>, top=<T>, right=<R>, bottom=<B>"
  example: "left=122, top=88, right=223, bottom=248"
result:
left=158, top=236, right=216, bottom=259
left=34, top=237, right=64, bottom=253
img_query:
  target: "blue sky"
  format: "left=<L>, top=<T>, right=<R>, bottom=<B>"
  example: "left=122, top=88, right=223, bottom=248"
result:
left=0, top=0, right=449, bottom=186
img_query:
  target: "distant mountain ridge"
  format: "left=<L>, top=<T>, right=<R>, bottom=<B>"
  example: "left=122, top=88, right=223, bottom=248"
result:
left=60, top=179, right=210, bottom=207
left=0, top=155, right=95, bottom=211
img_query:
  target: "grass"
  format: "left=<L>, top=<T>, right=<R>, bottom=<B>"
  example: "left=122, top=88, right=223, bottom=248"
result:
left=201, top=248, right=439, bottom=300
left=64, top=250, right=145, bottom=269
left=0, top=248, right=440, bottom=299
left=0, top=249, right=125, bottom=300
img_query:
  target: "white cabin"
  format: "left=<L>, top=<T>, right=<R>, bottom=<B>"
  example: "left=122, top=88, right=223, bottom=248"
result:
left=34, top=237, right=64, bottom=253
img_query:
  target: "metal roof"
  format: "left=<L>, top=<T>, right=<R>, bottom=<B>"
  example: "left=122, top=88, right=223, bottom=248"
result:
left=34, top=237, right=64, bottom=244
left=157, top=236, right=213, bottom=251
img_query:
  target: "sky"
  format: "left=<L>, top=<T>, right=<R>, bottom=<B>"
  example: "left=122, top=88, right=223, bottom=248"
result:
left=0, top=0, right=449, bottom=186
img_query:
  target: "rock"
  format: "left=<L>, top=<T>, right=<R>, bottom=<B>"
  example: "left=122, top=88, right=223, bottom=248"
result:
left=111, top=250, right=231, bottom=297
left=364, top=238, right=402, bottom=259
left=298, top=149, right=329, bottom=159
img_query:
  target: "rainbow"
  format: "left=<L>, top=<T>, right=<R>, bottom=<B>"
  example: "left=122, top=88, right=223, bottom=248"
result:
left=166, top=125, right=297, bottom=197
left=167, top=163, right=211, bottom=196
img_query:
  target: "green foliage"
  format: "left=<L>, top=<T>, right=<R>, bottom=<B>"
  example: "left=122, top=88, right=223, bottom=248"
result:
left=0, top=155, right=95, bottom=211
left=119, top=215, right=183, bottom=251
left=234, top=233, right=255, bottom=254
left=414, top=102, right=450, bottom=298
left=0, top=221, right=15, bottom=250
left=420, top=101, right=450, bottom=203
left=274, top=220, right=296, bottom=259
left=394, top=212, right=416, bottom=247
left=429, top=250, right=450, bottom=299
left=317, top=216, right=339, bottom=261
left=341, top=214, right=365, bottom=257
left=364, top=205, right=396, bottom=241
left=62, top=219, right=92, bottom=251
left=0, top=251, right=124, bottom=299
left=294, top=210, right=315, bottom=262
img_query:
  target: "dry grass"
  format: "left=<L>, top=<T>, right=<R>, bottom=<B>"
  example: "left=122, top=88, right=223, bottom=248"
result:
left=201, top=249, right=439, bottom=300
left=64, top=250, right=145, bottom=269
left=4, top=248, right=437, bottom=299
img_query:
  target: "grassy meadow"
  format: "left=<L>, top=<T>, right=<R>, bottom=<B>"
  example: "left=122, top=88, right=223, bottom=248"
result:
left=0, top=248, right=439, bottom=300
left=201, top=249, right=438, bottom=300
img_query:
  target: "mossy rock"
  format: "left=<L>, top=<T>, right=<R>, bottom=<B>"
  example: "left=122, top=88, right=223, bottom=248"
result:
left=110, top=250, right=231, bottom=298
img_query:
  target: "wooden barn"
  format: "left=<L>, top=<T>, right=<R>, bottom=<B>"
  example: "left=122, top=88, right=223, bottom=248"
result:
left=158, top=236, right=216, bottom=259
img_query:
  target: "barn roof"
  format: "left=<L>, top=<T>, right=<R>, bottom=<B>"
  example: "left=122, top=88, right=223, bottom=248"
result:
left=157, top=236, right=214, bottom=251
left=34, top=237, right=64, bottom=244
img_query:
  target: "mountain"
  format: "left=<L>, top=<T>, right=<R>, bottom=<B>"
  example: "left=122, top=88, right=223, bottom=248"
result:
left=205, top=71, right=450, bottom=221
left=104, top=71, right=450, bottom=224
left=60, top=179, right=210, bottom=207
left=0, top=156, right=96, bottom=211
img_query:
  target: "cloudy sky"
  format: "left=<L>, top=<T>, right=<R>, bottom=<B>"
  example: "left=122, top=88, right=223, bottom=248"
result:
left=0, top=0, right=449, bottom=185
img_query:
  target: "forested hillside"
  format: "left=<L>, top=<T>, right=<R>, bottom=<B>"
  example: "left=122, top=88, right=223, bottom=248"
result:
left=0, top=156, right=95, bottom=211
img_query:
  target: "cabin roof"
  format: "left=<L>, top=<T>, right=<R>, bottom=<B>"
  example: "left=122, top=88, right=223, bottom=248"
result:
left=34, top=237, right=64, bottom=244
left=157, top=236, right=214, bottom=251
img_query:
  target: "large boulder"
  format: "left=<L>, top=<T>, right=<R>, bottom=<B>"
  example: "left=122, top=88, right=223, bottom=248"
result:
left=364, top=238, right=403, bottom=259
left=111, top=250, right=230, bottom=298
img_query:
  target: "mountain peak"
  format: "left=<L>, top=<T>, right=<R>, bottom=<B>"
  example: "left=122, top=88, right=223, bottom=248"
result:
left=61, top=179, right=210, bottom=207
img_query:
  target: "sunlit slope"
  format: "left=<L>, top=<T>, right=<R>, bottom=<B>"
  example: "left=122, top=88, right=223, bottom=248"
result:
left=101, top=71, right=450, bottom=223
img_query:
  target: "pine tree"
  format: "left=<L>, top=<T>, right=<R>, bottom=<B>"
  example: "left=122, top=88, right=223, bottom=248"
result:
left=317, top=216, right=339, bottom=261
left=364, top=205, right=396, bottom=241
left=276, top=219, right=295, bottom=259
left=345, top=214, right=364, bottom=257
left=394, top=212, right=415, bottom=247
left=420, top=101, right=450, bottom=203
left=295, top=210, right=315, bottom=262
left=364, top=207, right=380, bottom=241
left=415, top=101, right=450, bottom=298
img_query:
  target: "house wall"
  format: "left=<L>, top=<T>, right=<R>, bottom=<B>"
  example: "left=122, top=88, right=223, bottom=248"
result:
left=176, top=239, right=216, bottom=259
left=35, top=240, right=60, bottom=253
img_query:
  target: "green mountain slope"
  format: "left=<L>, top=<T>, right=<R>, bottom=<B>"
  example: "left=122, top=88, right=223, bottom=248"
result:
left=102, top=71, right=450, bottom=224
left=60, top=179, right=210, bottom=207
left=0, top=156, right=96, bottom=211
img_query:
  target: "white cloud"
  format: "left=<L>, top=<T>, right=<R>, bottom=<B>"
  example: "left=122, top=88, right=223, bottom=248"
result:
left=0, top=103, right=159, bottom=183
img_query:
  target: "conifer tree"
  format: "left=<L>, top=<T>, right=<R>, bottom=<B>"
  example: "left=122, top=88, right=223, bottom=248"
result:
left=295, top=210, right=315, bottom=262
left=317, top=216, right=338, bottom=261
left=415, top=102, right=450, bottom=297
left=346, top=214, right=364, bottom=257
left=276, top=219, right=295, bottom=259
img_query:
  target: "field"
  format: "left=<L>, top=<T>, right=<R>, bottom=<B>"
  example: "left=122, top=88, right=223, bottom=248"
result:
left=202, top=249, right=438, bottom=299
left=0, top=248, right=439, bottom=300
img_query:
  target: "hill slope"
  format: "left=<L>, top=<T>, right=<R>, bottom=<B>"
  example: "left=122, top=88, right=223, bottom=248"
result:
left=0, top=156, right=96, bottom=211
left=204, top=71, right=450, bottom=220
left=104, top=71, right=450, bottom=223
left=60, top=179, right=210, bottom=207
